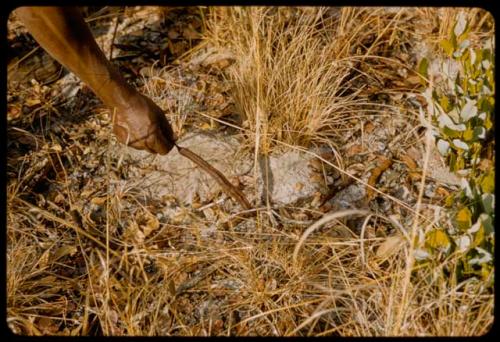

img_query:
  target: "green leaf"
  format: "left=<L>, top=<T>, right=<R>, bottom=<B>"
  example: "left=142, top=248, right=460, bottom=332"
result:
left=481, top=193, right=494, bottom=215
left=473, top=126, right=486, bottom=140
left=418, top=58, right=429, bottom=78
left=468, top=247, right=492, bottom=265
left=482, top=48, right=491, bottom=61
left=442, top=126, right=462, bottom=139
left=479, top=213, right=494, bottom=235
left=450, top=28, right=458, bottom=51
left=455, top=154, right=466, bottom=171
left=448, top=152, right=458, bottom=172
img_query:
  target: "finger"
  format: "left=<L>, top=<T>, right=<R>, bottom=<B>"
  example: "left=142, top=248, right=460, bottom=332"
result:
left=145, top=128, right=171, bottom=155
left=157, top=112, right=176, bottom=144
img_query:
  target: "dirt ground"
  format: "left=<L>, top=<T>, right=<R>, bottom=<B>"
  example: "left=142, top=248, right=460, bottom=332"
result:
left=6, top=6, right=494, bottom=336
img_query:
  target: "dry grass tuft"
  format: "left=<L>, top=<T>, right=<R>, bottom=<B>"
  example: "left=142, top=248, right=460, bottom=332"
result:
left=205, top=7, right=418, bottom=153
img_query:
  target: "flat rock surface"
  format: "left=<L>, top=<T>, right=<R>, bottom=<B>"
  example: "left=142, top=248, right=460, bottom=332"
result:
left=113, top=132, right=252, bottom=206
left=112, top=132, right=329, bottom=208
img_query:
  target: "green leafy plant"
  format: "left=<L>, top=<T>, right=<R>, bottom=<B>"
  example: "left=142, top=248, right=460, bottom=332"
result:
left=418, top=12, right=494, bottom=287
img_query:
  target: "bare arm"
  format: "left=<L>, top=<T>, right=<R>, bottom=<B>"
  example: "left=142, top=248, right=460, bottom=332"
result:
left=15, top=6, right=175, bottom=154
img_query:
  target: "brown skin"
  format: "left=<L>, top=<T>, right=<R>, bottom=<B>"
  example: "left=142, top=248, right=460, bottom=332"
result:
left=15, top=6, right=175, bottom=154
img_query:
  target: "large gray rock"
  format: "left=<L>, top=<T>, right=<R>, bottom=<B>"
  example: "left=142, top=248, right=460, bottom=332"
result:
left=255, top=150, right=324, bottom=206
left=112, top=132, right=330, bottom=208
left=113, top=132, right=252, bottom=205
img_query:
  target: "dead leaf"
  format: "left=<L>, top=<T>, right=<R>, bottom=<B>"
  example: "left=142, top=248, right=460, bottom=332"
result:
left=406, top=75, right=422, bottom=86
left=435, top=187, right=450, bottom=198
left=478, top=158, right=493, bottom=171
left=50, top=144, right=62, bottom=152
left=26, top=98, right=41, bottom=107
left=366, top=156, right=393, bottom=200
left=38, top=249, right=52, bottom=269
left=400, top=154, right=420, bottom=180
left=309, top=173, right=324, bottom=184
left=7, top=105, right=21, bottom=120
left=400, top=154, right=417, bottom=170
left=38, top=317, right=59, bottom=335
left=38, top=275, right=57, bottom=284
left=391, top=93, right=404, bottom=101
left=210, top=58, right=233, bottom=70
left=91, top=197, right=107, bottom=205
left=142, top=214, right=160, bottom=237
left=236, top=321, right=249, bottom=335
left=52, top=245, right=78, bottom=261
left=81, top=189, right=95, bottom=198
left=50, top=192, right=63, bottom=205
left=168, top=29, right=180, bottom=39
left=183, top=25, right=201, bottom=40
left=308, top=158, right=324, bottom=172
left=311, top=191, right=322, bottom=207
left=199, top=122, right=212, bottom=130
left=346, top=143, right=364, bottom=157
left=125, top=221, right=144, bottom=244
left=108, top=309, right=119, bottom=325
left=212, top=319, right=224, bottom=335
left=364, top=122, right=375, bottom=133
left=168, top=279, right=176, bottom=296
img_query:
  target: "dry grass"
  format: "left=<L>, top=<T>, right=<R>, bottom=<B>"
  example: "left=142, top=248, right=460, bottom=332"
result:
left=204, top=7, right=415, bottom=153
left=6, top=6, right=493, bottom=336
left=416, top=7, right=494, bottom=50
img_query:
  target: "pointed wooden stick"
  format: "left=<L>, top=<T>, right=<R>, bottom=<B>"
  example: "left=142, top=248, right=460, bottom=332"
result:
left=174, top=143, right=252, bottom=210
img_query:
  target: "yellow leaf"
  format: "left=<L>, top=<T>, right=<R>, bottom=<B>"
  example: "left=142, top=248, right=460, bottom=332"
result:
left=426, top=229, right=451, bottom=251
left=480, top=170, right=495, bottom=193
left=455, top=207, right=472, bottom=230
left=473, top=225, right=485, bottom=247
left=444, top=194, right=455, bottom=207
left=26, top=98, right=41, bottom=106
left=440, top=39, right=454, bottom=55
left=463, top=128, right=474, bottom=141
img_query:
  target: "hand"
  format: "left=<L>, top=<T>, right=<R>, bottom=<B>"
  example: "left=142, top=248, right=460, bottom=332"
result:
left=111, top=95, right=176, bottom=155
